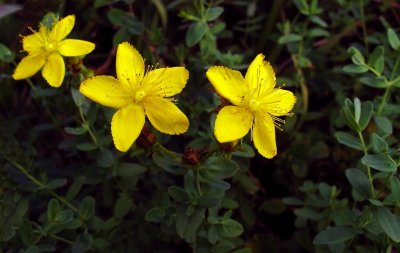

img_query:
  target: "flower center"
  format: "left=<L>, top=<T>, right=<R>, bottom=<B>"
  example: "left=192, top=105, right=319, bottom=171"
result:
left=44, top=42, right=55, bottom=52
left=249, top=99, right=260, bottom=112
left=135, top=90, right=146, bottom=102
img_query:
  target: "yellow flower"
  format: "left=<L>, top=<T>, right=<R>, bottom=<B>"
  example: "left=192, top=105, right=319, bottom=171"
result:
left=80, top=42, right=190, bottom=152
left=206, top=54, right=296, bottom=158
left=13, top=15, right=95, bottom=87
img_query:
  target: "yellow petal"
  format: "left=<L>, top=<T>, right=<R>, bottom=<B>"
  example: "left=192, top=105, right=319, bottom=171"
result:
left=42, top=53, right=65, bottom=87
left=260, top=89, right=296, bottom=116
left=111, top=104, right=145, bottom=152
left=58, top=39, right=95, bottom=57
left=245, top=54, right=276, bottom=98
left=23, top=33, right=46, bottom=55
left=143, top=96, right=189, bottom=135
left=80, top=76, right=131, bottom=109
left=142, top=67, right=189, bottom=97
left=214, top=105, right=253, bottom=143
left=13, top=54, right=46, bottom=80
left=206, top=66, right=247, bottom=106
left=253, top=112, right=276, bottom=159
left=116, top=42, right=144, bottom=90
left=50, top=15, right=75, bottom=42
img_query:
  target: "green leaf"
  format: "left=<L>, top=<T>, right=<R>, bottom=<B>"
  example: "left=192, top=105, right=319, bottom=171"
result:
left=348, top=47, right=365, bottom=65
left=186, top=22, right=207, bottom=47
left=71, top=233, right=93, bottom=253
left=113, top=27, right=129, bottom=46
left=205, top=7, right=224, bottom=21
left=278, top=34, right=302, bottom=44
left=361, top=154, right=397, bottom=172
left=0, top=43, right=14, bottom=63
left=232, top=143, right=255, bottom=158
left=66, top=176, right=86, bottom=201
left=298, top=55, right=312, bottom=68
left=176, top=207, right=205, bottom=242
left=353, top=97, right=361, bottom=122
left=94, top=0, right=115, bottom=8
left=282, top=197, right=304, bottom=205
left=71, top=88, right=85, bottom=107
left=261, top=199, right=287, bottom=215
left=343, top=64, right=368, bottom=73
left=107, top=8, right=126, bottom=25
left=369, top=199, right=383, bottom=206
left=168, top=186, right=189, bottom=203
left=219, top=219, right=244, bottom=238
left=358, top=101, right=373, bottom=131
left=341, top=107, right=360, bottom=132
left=375, top=206, right=400, bottom=242
left=79, top=196, right=95, bottom=220
left=114, top=193, right=133, bottom=219
left=390, top=177, right=400, bottom=202
left=295, top=207, right=322, bottom=220
left=76, top=142, right=97, bottom=151
left=367, top=46, right=384, bottom=74
left=374, top=116, right=393, bottom=135
left=65, top=126, right=87, bottom=135
left=153, top=150, right=186, bottom=175
left=196, top=195, right=221, bottom=208
left=125, top=16, right=144, bottom=35
left=46, top=178, right=67, bottom=190
left=371, top=133, right=388, bottom=154
left=210, top=22, right=226, bottom=34
left=48, top=199, right=61, bottom=221
left=345, top=168, right=371, bottom=199
left=117, top=163, right=147, bottom=178
left=308, top=15, right=327, bottom=27
left=313, top=226, right=360, bottom=244
left=335, top=132, right=363, bottom=151
left=19, top=219, right=34, bottom=246
left=387, top=28, right=400, bottom=51
left=360, top=76, right=389, bottom=88
left=96, top=149, right=114, bottom=168
left=145, top=208, right=166, bottom=223
left=208, top=224, right=219, bottom=244
left=202, top=157, right=239, bottom=180
left=308, top=28, right=329, bottom=37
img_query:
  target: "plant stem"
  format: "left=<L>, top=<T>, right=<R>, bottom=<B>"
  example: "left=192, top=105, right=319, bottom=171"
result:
left=357, top=131, right=375, bottom=199
left=154, top=143, right=178, bottom=158
left=377, top=54, right=400, bottom=115
left=3, top=156, right=80, bottom=214
left=377, top=86, right=391, bottom=115
left=359, top=0, right=369, bottom=51
left=78, top=106, right=99, bottom=147
left=195, top=170, right=202, bottom=195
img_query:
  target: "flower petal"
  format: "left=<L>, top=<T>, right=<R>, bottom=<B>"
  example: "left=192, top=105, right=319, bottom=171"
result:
left=206, top=66, right=247, bottom=106
left=116, top=42, right=144, bottom=90
left=245, top=54, right=276, bottom=98
left=143, top=96, right=189, bottom=135
left=80, top=76, right=131, bottom=109
left=13, top=54, right=46, bottom=80
left=260, top=89, right=296, bottom=116
left=42, top=53, right=65, bottom=87
left=23, top=33, right=46, bottom=55
left=111, top=104, right=145, bottom=152
left=142, top=67, right=189, bottom=97
left=58, top=39, right=95, bottom=57
left=253, top=112, right=276, bottom=159
left=50, top=15, right=75, bottom=42
left=214, top=105, right=253, bottom=143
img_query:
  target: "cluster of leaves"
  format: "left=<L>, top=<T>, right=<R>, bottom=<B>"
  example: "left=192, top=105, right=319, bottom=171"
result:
left=1, top=0, right=400, bottom=253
